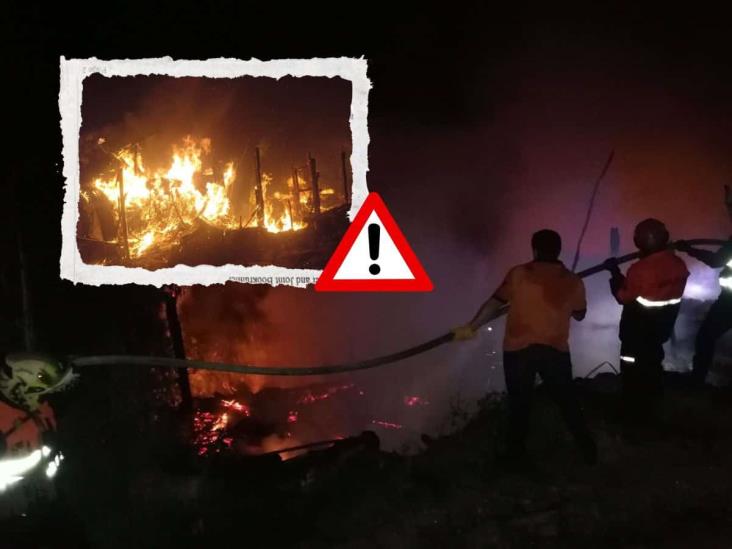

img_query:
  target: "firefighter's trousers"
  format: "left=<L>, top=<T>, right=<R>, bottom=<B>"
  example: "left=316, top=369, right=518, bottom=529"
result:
left=619, top=338, right=665, bottom=436
left=503, top=345, right=595, bottom=457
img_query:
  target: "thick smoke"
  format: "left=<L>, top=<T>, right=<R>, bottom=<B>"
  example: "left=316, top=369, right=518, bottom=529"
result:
left=83, top=41, right=732, bottom=451
left=174, top=37, right=732, bottom=451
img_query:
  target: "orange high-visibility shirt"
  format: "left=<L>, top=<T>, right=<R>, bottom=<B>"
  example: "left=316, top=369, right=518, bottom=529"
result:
left=616, top=250, right=689, bottom=305
left=494, top=261, right=586, bottom=352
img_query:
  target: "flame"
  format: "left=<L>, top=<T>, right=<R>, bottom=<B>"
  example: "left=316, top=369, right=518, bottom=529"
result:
left=87, top=137, right=341, bottom=260
left=247, top=173, right=340, bottom=234
left=193, top=409, right=231, bottom=456
left=221, top=399, right=251, bottom=416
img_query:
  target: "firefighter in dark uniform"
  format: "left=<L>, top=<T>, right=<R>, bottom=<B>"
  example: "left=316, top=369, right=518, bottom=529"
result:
left=604, top=219, right=689, bottom=430
left=677, top=185, right=732, bottom=386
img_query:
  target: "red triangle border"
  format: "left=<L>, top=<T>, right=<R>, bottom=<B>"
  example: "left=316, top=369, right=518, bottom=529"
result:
left=315, top=193, right=433, bottom=292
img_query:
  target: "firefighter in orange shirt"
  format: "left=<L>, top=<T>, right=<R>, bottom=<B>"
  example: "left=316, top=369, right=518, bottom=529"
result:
left=604, top=219, right=689, bottom=428
left=454, top=230, right=597, bottom=466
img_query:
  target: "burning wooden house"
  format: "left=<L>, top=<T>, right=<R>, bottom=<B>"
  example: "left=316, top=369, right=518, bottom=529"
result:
left=77, top=136, right=351, bottom=269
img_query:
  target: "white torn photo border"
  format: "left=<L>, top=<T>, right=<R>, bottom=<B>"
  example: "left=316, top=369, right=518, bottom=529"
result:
left=59, top=57, right=371, bottom=288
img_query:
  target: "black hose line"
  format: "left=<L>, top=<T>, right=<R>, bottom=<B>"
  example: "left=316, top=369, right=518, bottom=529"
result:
left=69, top=239, right=727, bottom=377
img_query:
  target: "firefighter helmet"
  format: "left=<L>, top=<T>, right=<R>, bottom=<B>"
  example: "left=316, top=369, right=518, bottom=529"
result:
left=633, top=218, right=670, bottom=255
left=0, top=353, right=75, bottom=411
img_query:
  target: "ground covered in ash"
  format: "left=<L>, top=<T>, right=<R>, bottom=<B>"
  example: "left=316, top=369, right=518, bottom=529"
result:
left=8, top=373, right=732, bottom=548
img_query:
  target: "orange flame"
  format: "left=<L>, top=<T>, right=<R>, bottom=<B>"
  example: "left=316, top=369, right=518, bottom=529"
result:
left=89, top=137, right=339, bottom=260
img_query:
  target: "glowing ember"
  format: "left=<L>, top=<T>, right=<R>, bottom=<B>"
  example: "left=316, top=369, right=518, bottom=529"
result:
left=193, top=409, right=230, bottom=456
left=221, top=399, right=251, bottom=416
left=287, top=411, right=299, bottom=423
left=297, top=384, right=355, bottom=404
left=371, top=420, right=403, bottom=430
left=404, top=395, right=430, bottom=407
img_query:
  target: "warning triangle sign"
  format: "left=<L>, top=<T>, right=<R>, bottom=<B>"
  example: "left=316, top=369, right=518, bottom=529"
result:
left=316, top=193, right=433, bottom=292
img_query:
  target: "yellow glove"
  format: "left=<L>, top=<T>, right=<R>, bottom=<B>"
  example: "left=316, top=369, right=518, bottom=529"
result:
left=452, top=325, right=476, bottom=341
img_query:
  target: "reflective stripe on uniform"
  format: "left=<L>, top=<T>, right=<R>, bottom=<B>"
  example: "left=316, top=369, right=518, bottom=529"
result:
left=721, top=277, right=732, bottom=291
left=719, top=259, right=732, bottom=290
left=620, top=355, right=636, bottom=363
left=636, top=296, right=682, bottom=308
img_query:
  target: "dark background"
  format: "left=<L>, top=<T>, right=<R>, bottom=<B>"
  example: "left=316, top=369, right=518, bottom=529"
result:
left=3, top=3, right=732, bottom=428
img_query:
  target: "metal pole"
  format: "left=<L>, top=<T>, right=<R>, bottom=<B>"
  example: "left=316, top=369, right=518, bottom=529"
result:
left=571, top=150, right=615, bottom=271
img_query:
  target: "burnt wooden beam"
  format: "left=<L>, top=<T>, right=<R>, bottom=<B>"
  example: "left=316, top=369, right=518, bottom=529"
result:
left=341, top=151, right=350, bottom=207
left=254, top=147, right=266, bottom=228
left=309, top=155, right=320, bottom=215
left=163, top=286, right=193, bottom=414
left=117, top=167, right=130, bottom=261
left=291, top=167, right=301, bottom=220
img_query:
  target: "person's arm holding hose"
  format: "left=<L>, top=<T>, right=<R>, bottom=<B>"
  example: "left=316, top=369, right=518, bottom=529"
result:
left=603, top=257, right=629, bottom=305
left=453, top=268, right=514, bottom=340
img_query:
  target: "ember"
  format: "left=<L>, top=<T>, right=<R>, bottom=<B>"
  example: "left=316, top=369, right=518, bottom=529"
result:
left=221, top=399, right=251, bottom=416
left=193, top=409, right=232, bottom=456
left=371, top=420, right=403, bottom=430
left=297, top=383, right=355, bottom=404
left=404, top=395, right=430, bottom=407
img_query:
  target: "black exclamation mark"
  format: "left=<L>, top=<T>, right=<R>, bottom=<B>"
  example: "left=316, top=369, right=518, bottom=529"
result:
left=368, top=223, right=381, bottom=275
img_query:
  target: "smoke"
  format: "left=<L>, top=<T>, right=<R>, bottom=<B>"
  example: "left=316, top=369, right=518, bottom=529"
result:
left=92, top=35, right=732, bottom=452
left=80, top=75, right=352, bottom=216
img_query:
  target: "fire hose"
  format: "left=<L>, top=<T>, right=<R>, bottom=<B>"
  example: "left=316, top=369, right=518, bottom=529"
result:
left=69, top=239, right=727, bottom=377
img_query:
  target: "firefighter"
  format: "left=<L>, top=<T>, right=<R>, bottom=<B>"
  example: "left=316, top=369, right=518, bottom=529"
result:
left=0, top=353, right=72, bottom=517
left=676, top=185, right=732, bottom=386
left=0, top=353, right=72, bottom=468
left=454, top=229, right=597, bottom=466
left=603, top=219, right=689, bottom=431
left=0, top=353, right=72, bottom=453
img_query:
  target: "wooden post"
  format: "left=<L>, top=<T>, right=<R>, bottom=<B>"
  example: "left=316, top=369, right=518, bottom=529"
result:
left=291, top=168, right=301, bottom=220
left=117, top=167, right=130, bottom=261
left=286, top=200, right=293, bottom=231
left=309, top=155, right=320, bottom=215
left=610, top=227, right=620, bottom=256
left=341, top=151, right=350, bottom=206
left=164, top=286, right=193, bottom=414
left=254, top=148, right=266, bottom=228
left=16, top=229, right=35, bottom=351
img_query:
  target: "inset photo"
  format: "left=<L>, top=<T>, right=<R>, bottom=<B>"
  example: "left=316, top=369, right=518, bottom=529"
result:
left=60, top=58, right=370, bottom=286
